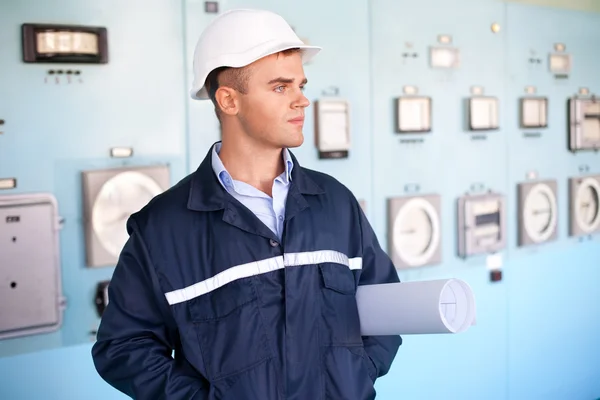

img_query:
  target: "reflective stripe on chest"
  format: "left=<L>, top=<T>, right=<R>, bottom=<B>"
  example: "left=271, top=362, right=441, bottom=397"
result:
left=164, top=250, right=362, bottom=305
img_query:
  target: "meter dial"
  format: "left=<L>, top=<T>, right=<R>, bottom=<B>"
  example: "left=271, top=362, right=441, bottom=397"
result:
left=391, top=197, right=441, bottom=267
left=523, top=182, right=558, bottom=243
left=92, top=171, right=163, bottom=257
left=575, top=177, right=600, bottom=233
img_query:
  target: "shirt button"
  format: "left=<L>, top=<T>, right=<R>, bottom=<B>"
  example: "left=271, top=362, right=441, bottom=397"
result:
left=278, top=215, right=284, bottom=221
left=269, top=239, right=279, bottom=247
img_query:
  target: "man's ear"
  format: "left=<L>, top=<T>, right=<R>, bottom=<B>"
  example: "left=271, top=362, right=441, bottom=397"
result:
left=215, top=87, right=239, bottom=117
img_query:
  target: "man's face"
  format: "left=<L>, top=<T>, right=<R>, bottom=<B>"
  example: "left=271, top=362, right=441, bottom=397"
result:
left=237, top=51, right=309, bottom=149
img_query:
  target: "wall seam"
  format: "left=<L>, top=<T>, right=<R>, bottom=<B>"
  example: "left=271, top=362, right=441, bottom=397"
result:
left=180, top=0, right=192, bottom=174
left=367, top=0, right=377, bottom=231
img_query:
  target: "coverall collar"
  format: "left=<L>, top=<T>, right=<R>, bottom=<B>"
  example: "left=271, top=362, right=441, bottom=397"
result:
left=187, top=141, right=324, bottom=214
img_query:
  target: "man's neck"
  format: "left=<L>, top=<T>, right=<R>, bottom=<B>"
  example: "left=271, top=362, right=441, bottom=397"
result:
left=218, top=135, right=285, bottom=197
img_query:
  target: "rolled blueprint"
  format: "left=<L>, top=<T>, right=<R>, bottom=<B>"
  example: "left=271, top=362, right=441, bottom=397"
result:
left=356, top=279, right=476, bottom=336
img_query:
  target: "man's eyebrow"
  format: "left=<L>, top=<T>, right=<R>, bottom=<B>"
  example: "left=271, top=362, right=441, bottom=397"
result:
left=267, top=77, right=308, bottom=85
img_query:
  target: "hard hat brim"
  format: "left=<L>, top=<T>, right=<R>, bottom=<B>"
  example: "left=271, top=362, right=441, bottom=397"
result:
left=189, top=43, right=322, bottom=100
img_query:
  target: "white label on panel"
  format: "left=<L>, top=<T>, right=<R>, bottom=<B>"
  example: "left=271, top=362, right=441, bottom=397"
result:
left=486, top=253, right=503, bottom=270
left=471, top=86, right=484, bottom=96
left=0, top=178, right=16, bottom=189
left=526, top=170, right=538, bottom=180
left=438, top=35, right=452, bottom=44
left=403, top=85, right=418, bottom=95
left=110, top=147, right=133, bottom=158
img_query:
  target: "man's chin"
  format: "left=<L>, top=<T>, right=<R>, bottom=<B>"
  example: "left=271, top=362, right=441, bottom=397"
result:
left=284, top=132, right=304, bottom=148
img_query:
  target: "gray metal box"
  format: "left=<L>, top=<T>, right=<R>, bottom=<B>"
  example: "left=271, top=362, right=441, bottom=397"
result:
left=0, top=193, right=65, bottom=340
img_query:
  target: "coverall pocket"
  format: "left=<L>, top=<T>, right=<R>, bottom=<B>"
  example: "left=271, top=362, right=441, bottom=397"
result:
left=187, top=277, right=273, bottom=381
left=322, top=345, right=377, bottom=400
left=347, top=345, right=377, bottom=382
left=318, top=263, right=362, bottom=345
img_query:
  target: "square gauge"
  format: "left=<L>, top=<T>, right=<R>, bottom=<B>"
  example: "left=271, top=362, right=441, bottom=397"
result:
left=395, top=96, right=432, bottom=133
left=429, top=46, right=460, bottom=69
left=22, top=23, right=108, bottom=64
left=457, top=192, right=506, bottom=257
left=314, top=98, right=350, bottom=159
left=469, top=96, right=499, bottom=131
left=568, top=96, right=600, bottom=151
left=520, top=97, right=548, bottom=129
left=548, top=53, right=571, bottom=75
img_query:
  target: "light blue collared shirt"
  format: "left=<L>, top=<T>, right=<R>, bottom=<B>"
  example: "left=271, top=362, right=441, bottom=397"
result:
left=211, top=142, right=293, bottom=240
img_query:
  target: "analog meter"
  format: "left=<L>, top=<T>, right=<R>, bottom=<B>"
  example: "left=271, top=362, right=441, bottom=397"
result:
left=569, top=175, right=600, bottom=236
left=82, top=165, right=170, bottom=267
left=388, top=194, right=442, bottom=268
left=518, top=180, right=558, bottom=246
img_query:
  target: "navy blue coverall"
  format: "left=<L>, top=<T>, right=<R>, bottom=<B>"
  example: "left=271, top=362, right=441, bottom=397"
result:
left=92, top=144, right=402, bottom=399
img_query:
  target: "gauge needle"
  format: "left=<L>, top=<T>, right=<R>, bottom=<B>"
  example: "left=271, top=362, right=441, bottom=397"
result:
left=532, top=209, right=550, bottom=215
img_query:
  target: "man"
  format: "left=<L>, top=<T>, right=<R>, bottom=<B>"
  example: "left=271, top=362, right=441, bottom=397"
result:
left=92, top=8, right=401, bottom=400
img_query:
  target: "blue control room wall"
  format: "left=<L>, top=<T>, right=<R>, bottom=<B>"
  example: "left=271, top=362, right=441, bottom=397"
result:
left=0, top=0, right=599, bottom=399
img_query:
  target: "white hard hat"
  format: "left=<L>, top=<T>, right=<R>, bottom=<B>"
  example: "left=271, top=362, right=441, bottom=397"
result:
left=189, top=8, right=322, bottom=100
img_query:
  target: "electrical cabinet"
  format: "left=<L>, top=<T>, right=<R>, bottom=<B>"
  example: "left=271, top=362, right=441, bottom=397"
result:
left=0, top=193, right=65, bottom=340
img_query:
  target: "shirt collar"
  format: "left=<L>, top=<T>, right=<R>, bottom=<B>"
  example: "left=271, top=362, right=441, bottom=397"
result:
left=212, top=142, right=294, bottom=192
left=281, top=148, right=294, bottom=184
left=188, top=142, right=324, bottom=212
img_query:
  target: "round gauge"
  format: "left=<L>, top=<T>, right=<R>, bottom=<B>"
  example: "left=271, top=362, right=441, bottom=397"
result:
left=575, top=177, right=600, bottom=233
left=392, top=198, right=440, bottom=267
left=523, top=183, right=557, bottom=243
left=92, top=171, right=163, bottom=257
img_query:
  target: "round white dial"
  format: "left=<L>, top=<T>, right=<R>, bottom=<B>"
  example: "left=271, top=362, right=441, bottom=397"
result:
left=575, top=178, right=600, bottom=233
left=92, top=171, right=163, bottom=257
left=392, top=198, right=440, bottom=267
left=523, top=183, right=557, bottom=243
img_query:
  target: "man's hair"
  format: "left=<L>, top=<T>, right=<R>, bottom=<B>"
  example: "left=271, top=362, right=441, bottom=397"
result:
left=205, top=48, right=302, bottom=121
